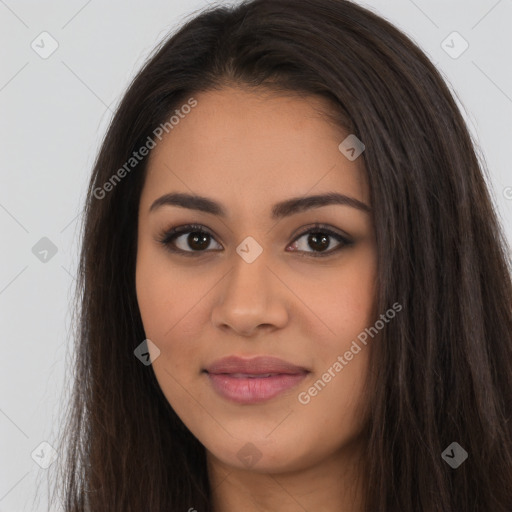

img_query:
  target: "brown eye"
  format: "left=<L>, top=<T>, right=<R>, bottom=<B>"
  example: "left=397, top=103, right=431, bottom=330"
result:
left=158, top=224, right=222, bottom=255
left=306, top=232, right=330, bottom=252
left=287, top=225, right=353, bottom=257
left=184, top=231, right=211, bottom=251
left=158, top=223, right=352, bottom=258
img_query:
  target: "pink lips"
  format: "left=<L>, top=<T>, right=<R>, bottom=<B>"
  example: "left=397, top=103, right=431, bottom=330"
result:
left=204, top=356, right=309, bottom=404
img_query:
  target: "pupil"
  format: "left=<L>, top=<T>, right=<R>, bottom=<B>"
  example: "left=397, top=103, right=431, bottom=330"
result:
left=309, top=233, right=329, bottom=251
left=188, top=232, right=209, bottom=250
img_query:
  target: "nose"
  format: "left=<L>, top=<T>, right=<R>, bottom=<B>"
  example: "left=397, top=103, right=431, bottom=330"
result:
left=211, top=249, right=289, bottom=337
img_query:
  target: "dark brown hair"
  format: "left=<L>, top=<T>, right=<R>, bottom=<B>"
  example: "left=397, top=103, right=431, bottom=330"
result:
left=51, top=0, right=512, bottom=510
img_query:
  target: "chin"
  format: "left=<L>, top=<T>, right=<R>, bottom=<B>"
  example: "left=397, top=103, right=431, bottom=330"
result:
left=204, top=432, right=323, bottom=474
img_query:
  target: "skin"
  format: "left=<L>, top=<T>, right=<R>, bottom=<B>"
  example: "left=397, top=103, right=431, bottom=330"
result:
left=136, top=86, right=377, bottom=511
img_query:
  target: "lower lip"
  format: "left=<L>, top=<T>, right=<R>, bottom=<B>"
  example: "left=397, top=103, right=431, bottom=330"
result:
left=206, top=372, right=308, bottom=404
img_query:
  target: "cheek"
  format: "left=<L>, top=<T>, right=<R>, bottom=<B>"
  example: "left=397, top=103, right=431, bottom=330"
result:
left=295, top=247, right=377, bottom=353
left=292, top=248, right=376, bottom=421
left=135, top=260, right=174, bottom=342
left=135, top=254, right=206, bottom=412
left=292, top=272, right=375, bottom=448
left=135, top=247, right=214, bottom=389
left=299, top=347, right=370, bottom=454
left=136, top=245, right=198, bottom=341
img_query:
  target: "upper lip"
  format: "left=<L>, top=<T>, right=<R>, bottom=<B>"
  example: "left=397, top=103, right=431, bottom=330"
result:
left=204, top=356, right=309, bottom=375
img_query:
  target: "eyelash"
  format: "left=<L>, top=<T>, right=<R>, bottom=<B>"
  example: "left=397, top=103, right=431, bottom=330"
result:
left=156, top=223, right=353, bottom=258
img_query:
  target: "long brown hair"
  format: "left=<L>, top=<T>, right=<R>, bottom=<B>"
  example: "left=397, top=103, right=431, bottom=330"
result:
left=51, top=0, right=512, bottom=509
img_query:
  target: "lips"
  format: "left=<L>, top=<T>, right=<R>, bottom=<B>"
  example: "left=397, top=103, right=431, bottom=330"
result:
left=204, top=356, right=309, bottom=404
left=205, top=355, right=309, bottom=375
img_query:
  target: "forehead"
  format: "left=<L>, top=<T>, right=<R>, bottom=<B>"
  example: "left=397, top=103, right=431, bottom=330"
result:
left=141, top=86, right=368, bottom=214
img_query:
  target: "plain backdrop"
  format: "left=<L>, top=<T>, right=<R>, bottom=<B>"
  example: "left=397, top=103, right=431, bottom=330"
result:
left=1, top=0, right=511, bottom=510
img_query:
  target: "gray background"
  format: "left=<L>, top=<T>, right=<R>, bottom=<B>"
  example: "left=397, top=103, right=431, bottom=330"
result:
left=1, top=0, right=511, bottom=510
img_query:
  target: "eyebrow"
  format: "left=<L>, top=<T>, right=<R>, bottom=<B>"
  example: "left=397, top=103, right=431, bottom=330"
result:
left=149, top=192, right=371, bottom=219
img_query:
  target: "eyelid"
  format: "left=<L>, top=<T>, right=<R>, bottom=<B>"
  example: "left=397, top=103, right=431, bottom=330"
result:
left=291, top=223, right=352, bottom=244
left=287, top=223, right=353, bottom=257
left=157, top=222, right=353, bottom=257
left=157, top=223, right=221, bottom=257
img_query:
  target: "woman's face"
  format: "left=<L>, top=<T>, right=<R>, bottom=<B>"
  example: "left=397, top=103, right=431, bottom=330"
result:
left=136, top=86, right=377, bottom=474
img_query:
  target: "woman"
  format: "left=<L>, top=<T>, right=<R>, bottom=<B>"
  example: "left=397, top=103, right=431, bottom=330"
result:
left=52, top=0, right=512, bottom=510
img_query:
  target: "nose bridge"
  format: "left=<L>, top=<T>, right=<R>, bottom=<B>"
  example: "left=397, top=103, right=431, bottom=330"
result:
left=225, top=245, right=272, bottom=306
left=211, top=242, right=288, bottom=334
